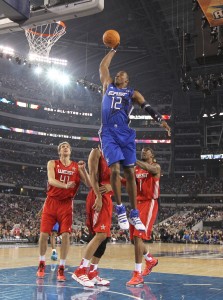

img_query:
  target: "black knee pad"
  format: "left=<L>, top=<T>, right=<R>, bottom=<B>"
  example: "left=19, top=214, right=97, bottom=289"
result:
left=93, top=237, right=108, bottom=258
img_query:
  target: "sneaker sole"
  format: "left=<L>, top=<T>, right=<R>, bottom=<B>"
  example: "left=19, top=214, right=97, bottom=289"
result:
left=72, top=274, right=94, bottom=288
left=57, top=278, right=66, bottom=282
left=95, top=282, right=110, bottom=286
left=129, top=220, right=145, bottom=231
left=126, top=282, right=144, bottom=287
left=119, top=224, right=129, bottom=230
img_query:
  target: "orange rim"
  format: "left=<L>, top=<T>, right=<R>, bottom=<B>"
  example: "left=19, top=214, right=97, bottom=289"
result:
left=26, top=21, right=66, bottom=37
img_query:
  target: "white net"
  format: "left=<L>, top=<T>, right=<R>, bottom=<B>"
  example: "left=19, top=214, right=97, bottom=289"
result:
left=25, top=21, right=66, bottom=57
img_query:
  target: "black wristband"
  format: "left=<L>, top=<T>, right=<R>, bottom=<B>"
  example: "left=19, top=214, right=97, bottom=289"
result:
left=141, top=102, right=163, bottom=123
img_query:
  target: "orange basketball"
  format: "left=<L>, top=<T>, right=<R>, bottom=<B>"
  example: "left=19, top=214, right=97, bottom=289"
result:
left=103, top=30, right=120, bottom=48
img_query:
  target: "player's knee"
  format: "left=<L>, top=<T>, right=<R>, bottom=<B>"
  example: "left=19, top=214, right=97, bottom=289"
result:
left=123, top=168, right=134, bottom=181
left=61, top=232, right=70, bottom=240
left=111, top=169, right=120, bottom=180
left=40, top=232, right=49, bottom=241
left=93, top=237, right=108, bottom=258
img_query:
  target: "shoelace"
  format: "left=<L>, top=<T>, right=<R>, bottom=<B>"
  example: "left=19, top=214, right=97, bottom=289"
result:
left=118, top=213, right=128, bottom=222
left=131, top=217, right=142, bottom=224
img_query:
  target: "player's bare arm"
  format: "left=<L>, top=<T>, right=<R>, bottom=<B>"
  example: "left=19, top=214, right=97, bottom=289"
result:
left=99, top=50, right=115, bottom=94
left=132, top=90, right=171, bottom=136
left=47, top=160, right=75, bottom=189
left=88, top=148, right=103, bottom=212
left=78, top=161, right=91, bottom=187
left=136, top=160, right=161, bottom=177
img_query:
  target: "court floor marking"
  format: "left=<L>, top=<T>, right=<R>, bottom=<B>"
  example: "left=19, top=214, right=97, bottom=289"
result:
left=183, top=283, right=213, bottom=286
left=0, top=283, right=143, bottom=300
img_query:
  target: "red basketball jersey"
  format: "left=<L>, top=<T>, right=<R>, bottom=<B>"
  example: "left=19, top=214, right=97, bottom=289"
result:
left=135, top=165, right=160, bottom=201
left=47, top=160, right=80, bottom=200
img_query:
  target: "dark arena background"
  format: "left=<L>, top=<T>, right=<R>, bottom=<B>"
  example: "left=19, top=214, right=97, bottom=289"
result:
left=0, top=1, right=222, bottom=299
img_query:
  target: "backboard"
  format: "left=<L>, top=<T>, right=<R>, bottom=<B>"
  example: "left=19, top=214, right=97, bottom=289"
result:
left=0, top=0, right=104, bottom=34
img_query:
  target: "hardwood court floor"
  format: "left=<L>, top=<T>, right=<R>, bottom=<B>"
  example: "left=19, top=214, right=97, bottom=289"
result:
left=0, top=242, right=222, bottom=278
left=0, top=242, right=223, bottom=300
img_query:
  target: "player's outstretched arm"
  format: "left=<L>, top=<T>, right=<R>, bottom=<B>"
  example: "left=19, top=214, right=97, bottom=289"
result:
left=132, top=90, right=171, bottom=136
left=99, top=49, right=116, bottom=94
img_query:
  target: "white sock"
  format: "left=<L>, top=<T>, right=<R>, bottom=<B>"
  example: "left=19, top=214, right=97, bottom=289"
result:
left=60, top=259, right=66, bottom=266
left=80, top=258, right=90, bottom=268
left=39, top=256, right=45, bottom=262
left=52, top=249, right=57, bottom=253
left=135, top=263, right=142, bottom=273
left=144, top=252, right=152, bottom=261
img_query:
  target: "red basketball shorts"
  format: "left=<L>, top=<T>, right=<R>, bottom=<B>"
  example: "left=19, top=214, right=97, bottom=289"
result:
left=86, top=189, right=113, bottom=237
left=130, top=199, right=158, bottom=240
left=40, top=196, right=73, bottom=235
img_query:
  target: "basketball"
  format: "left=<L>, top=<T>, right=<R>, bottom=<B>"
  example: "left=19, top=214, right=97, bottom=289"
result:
left=103, top=30, right=120, bottom=48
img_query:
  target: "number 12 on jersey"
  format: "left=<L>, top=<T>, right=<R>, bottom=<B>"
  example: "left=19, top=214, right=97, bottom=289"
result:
left=111, top=96, right=122, bottom=110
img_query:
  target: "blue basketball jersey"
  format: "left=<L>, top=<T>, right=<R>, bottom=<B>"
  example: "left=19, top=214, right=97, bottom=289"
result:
left=101, top=83, right=134, bottom=126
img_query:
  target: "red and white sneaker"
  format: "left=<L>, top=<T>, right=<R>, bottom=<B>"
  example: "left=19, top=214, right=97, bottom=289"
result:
left=72, top=267, right=94, bottom=288
left=142, top=257, right=158, bottom=276
left=57, top=265, right=66, bottom=281
left=88, top=270, right=110, bottom=286
left=126, top=271, right=144, bottom=287
left=36, top=261, right=45, bottom=278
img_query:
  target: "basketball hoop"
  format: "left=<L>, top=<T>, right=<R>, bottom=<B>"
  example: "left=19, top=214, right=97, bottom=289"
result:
left=25, top=21, right=66, bottom=58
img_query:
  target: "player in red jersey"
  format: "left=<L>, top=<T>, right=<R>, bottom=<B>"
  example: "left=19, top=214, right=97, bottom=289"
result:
left=127, top=147, right=159, bottom=287
left=72, top=146, right=112, bottom=288
left=37, top=141, right=91, bottom=281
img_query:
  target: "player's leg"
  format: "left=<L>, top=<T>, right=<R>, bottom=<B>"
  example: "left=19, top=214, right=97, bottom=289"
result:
left=126, top=236, right=144, bottom=287
left=122, top=140, right=145, bottom=232
left=38, top=216, right=55, bottom=278
left=72, top=192, right=111, bottom=287
left=109, top=162, right=122, bottom=205
left=72, top=232, right=106, bottom=287
left=88, top=237, right=110, bottom=286
left=142, top=243, right=158, bottom=276
left=100, top=130, right=129, bottom=230
left=141, top=200, right=159, bottom=276
left=88, top=194, right=112, bottom=286
left=123, top=166, right=136, bottom=209
left=110, top=162, right=130, bottom=230
left=57, top=200, right=73, bottom=281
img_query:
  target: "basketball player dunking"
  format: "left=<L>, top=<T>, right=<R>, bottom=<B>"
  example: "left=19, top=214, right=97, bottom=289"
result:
left=99, top=47, right=170, bottom=231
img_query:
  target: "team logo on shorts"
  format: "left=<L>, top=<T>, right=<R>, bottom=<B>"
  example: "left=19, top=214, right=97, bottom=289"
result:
left=101, top=224, right=106, bottom=230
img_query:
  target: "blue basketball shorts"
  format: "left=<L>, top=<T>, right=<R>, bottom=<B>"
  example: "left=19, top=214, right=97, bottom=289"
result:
left=99, top=125, right=136, bottom=167
left=52, top=222, right=59, bottom=233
